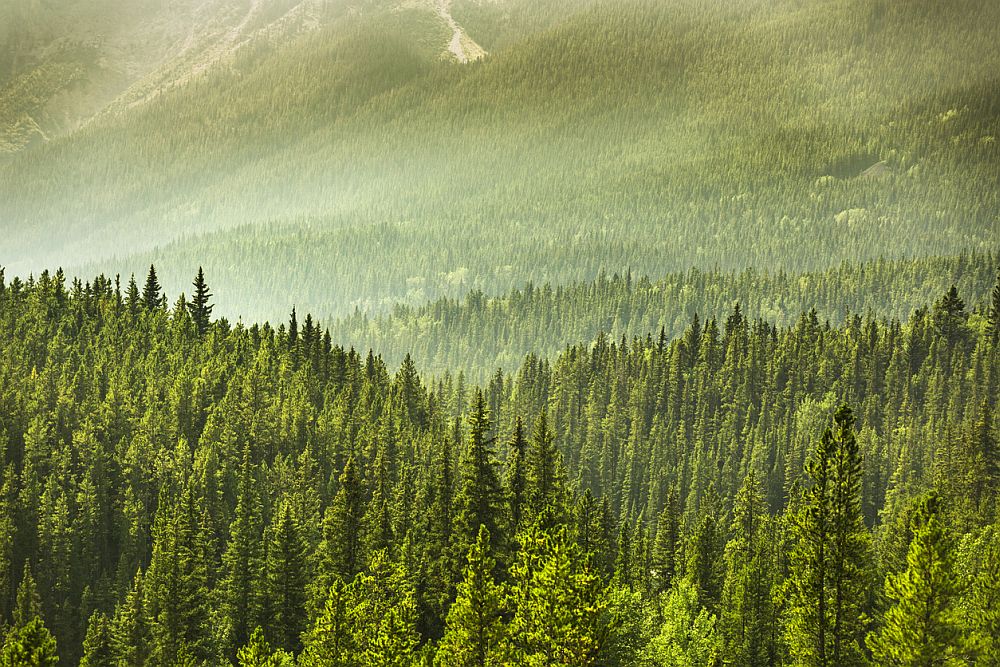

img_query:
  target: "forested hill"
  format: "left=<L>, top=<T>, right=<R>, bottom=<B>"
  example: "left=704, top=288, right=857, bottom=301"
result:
left=330, top=251, right=999, bottom=379
left=4, top=0, right=999, bottom=317
left=1, top=267, right=999, bottom=664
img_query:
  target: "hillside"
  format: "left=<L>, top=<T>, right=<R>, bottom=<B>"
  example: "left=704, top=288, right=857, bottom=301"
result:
left=328, top=251, right=1000, bottom=378
left=2, top=0, right=998, bottom=318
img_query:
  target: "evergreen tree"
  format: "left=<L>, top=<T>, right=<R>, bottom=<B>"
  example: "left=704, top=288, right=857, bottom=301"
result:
left=219, top=445, right=264, bottom=658
left=125, top=275, right=140, bottom=316
left=526, top=410, right=565, bottom=526
left=721, top=469, right=775, bottom=667
left=141, top=265, right=162, bottom=311
left=0, top=618, right=59, bottom=667
left=352, top=551, right=421, bottom=666
left=435, top=526, right=507, bottom=667
left=454, top=390, right=503, bottom=560
left=187, top=267, right=213, bottom=336
left=783, top=406, right=870, bottom=667
left=80, top=612, right=114, bottom=667
left=685, top=506, right=724, bottom=614
left=110, top=570, right=149, bottom=667
left=989, top=269, right=1000, bottom=342
left=236, top=627, right=290, bottom=667
left=964, top=527, right=1000, bottom=663
left=869, top=493, right=963, bottom=666
left=264, top=503, right=309, bottom=654
left=299, top=580, right=355, bottom=667
left=319, top=455, right=366, bottom=584
left=650, top=489, right=680, bottom=594
left=644, top=578, right=722, bottom=667
left=504, top=418, right=528, bottom=534
left=507, top=525, right=609, bottom=664
left=14, top=562, right=42, bottom=628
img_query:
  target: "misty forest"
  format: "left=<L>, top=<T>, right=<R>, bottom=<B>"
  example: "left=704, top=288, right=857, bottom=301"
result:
left=1, top=0, right=999, bottom=665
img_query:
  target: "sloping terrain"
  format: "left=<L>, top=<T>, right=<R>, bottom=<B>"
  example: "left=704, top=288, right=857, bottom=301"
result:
left=2, top=0, right=999, bottom=320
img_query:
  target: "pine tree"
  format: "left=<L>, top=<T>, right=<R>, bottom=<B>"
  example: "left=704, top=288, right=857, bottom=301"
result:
left=868, top=493, right=963, bottom=666
left=110, top=570, right=150, bottom=667
left=236, top=627, right=290, bottom=667
left=645, top=578, right=722, bottom=667
left=14, top=562, right=42, bottom=627
left=454, top=390, right=503, bottom=560
left=0, top=617, right=59, bottom=667
left=784, top=406, right=870, bottom=667
left=319, top=455, right=366, bottom=584
left=80, top=611, right=115, bottom=667
left=299, top=580, right=355, bottom=667
left=685, top=505, right=724, bottom=614
left=144, top=486, right=213, bottom=665
left=125, top=275, right=140, bottom=316
left=508, top=525, right=609, bottom=664
left=504, top=418, right=528, bottom=534
left=526, top=410, right=565, bottom=526
left=721, top=469, right=775, bottom=667
left=651, top=488, right=680, bottom=594
left=964, top=527, right=1000, bottom=663
left=436, top=526, right=508, bottom=667
left=187, top=267, right=213, bottom=336
left=989, top=268, right=1000, bottom=343
left=352, top=550, right=421, bottom=666
left=264, top=503, right=309, bottom=654
left=219, top=445, right=264, bottom=659
left=142, top=265, right=162, bottom=311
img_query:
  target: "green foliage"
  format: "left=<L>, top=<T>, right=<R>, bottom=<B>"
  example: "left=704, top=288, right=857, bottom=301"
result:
left=0, top=267, right=996, bottom=663
left=80, top=612, right=114, bottom=667
left=868, top=493, right=964, bottom=666
left=644, top=579, right=722, bottom=667
left=329, top=253, right=997, bottom=378
left=0, top=617, right=59, bottom=667
left=507, top=525, right=610, bottom=665
left=435, top=526, right=507, bottom=667
left=237, top=627, right=293, bottom=667
left=783, top=407, right=871, bottom=666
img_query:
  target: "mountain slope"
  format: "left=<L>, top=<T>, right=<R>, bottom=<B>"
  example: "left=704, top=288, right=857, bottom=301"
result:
left=3, top=0, right=999, bottom=318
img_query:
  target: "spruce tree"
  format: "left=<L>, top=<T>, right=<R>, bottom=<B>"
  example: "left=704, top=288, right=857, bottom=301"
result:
left=504, top=418, right=528, bottom=534
left=219, top=445, right=264, bottom=659
left=80, top=611, right=115, bottom=667
left=454, top=390, right=503, bottom=561
left=784, top=406, right=870, bottom=667
left=0, top=617, right=59, bottom=667
left=236, top=627, right=289, bottom=667
left=508, top=525, right=609, bottom=664
left=187, top=267, right=213, bottom=336
left=110, top=570, right=149, bottom=667
left=990, top=269, right=1000, bottom=343
left=125, top=275, right=140, bottom=316
left=526, top=410, right=565, bottom=526
left=264, top=503, right=309, bottom=654
left=299, top=580, right=355, bottom=667
left=318, top=455, right=366, bottom=584
left=352, top=550, right=421, bottom=666
left=141, top=265, right=162, bottom=311
left=721, top=469, right=775, bottom=667
left=651, top=488, right=680, bottom=594
left=436, top=526, right=508, bottom=667
left=868, top=493, right=963, bottom=666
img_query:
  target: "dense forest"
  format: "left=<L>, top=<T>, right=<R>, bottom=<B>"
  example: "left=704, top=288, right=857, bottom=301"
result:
left=1, top=264, right=999, bottom=665
left=329, top=251, right=999, bottom=379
